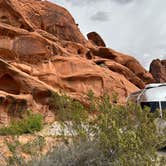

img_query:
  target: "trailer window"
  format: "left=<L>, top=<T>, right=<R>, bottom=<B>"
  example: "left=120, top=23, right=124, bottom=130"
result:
left=141, top=102, right=159, bottom=112
left=161, top=102, right=166, bottom=110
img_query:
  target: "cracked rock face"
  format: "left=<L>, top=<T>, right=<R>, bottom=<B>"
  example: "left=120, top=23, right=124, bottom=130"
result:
left=0, top=0, right=154, bottom=124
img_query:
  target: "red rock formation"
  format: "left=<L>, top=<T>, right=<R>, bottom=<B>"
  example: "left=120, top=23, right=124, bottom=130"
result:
left=150, top=59, right=166, bottom=83
left=0, top=0, right=86, bottom=43
left=87, top=32, right=106, bottom=47
left=90, top=47, right=154, bottom=88
left=0, top=0, right=154, bottom=123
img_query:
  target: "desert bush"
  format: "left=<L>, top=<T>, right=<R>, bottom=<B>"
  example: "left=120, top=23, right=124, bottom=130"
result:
left=0, top=110, right=43, bottom=135
left=28, top=140, right=111, bottom=166
left=29, top=91, right=166, bottom=166
left=49, top=92, right=89, bottom=139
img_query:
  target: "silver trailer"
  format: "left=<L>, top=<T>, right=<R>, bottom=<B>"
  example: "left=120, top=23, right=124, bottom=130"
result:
left=127, top=83, right=166, bottom=117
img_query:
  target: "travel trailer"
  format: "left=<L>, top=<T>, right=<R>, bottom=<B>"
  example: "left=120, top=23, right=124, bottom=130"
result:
left=127, top=83, right=166, bottom=117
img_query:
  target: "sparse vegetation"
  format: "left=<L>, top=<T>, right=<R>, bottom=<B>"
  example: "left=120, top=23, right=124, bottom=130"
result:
left=22, top=136, right=46, bottom=155
left=4, top=136, right=46, bottom=166
left=0, top=110, right=43, bottom=135
left=5, top=138, right=27, bottom=166
left=1, top=92, right=166, bottom=165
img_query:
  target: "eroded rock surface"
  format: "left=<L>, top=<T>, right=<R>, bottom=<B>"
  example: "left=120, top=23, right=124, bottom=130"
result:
left=150, top=59, right=166, bottom=83
left=0, top=0, right=86, bottom=43
left=0, top=0, right=154, bottom=123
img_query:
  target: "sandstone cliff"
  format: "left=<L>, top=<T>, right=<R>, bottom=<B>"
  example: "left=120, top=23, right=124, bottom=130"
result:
left=0, top=0, right=154, bottom=123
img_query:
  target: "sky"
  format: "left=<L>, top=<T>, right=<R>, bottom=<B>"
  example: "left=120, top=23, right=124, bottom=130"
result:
left=51, top=0, right=166, bottom=69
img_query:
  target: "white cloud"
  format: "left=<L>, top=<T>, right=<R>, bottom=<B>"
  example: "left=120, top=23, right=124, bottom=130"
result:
left=90, top=11, right=110, bottom=22
left=51, top=0, right=166, bottom=69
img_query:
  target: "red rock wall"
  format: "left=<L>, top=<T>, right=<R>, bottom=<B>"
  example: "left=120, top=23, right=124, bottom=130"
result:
left=0, top=0, right=154, bottom=123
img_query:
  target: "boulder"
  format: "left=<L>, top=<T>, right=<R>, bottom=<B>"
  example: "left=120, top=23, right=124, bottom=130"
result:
left=87, top=32, right=106, bottom=47
left=150, top=59, right=166, bottom=83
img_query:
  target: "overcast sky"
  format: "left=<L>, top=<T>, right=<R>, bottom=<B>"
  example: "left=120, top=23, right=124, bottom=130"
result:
left=51, top=0, right=166, bottom=69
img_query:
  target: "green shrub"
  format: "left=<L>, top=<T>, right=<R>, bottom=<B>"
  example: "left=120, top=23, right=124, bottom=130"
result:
left=31, top=91, right=166, bottom=166
left=0, top=111, right=43, bottom=135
